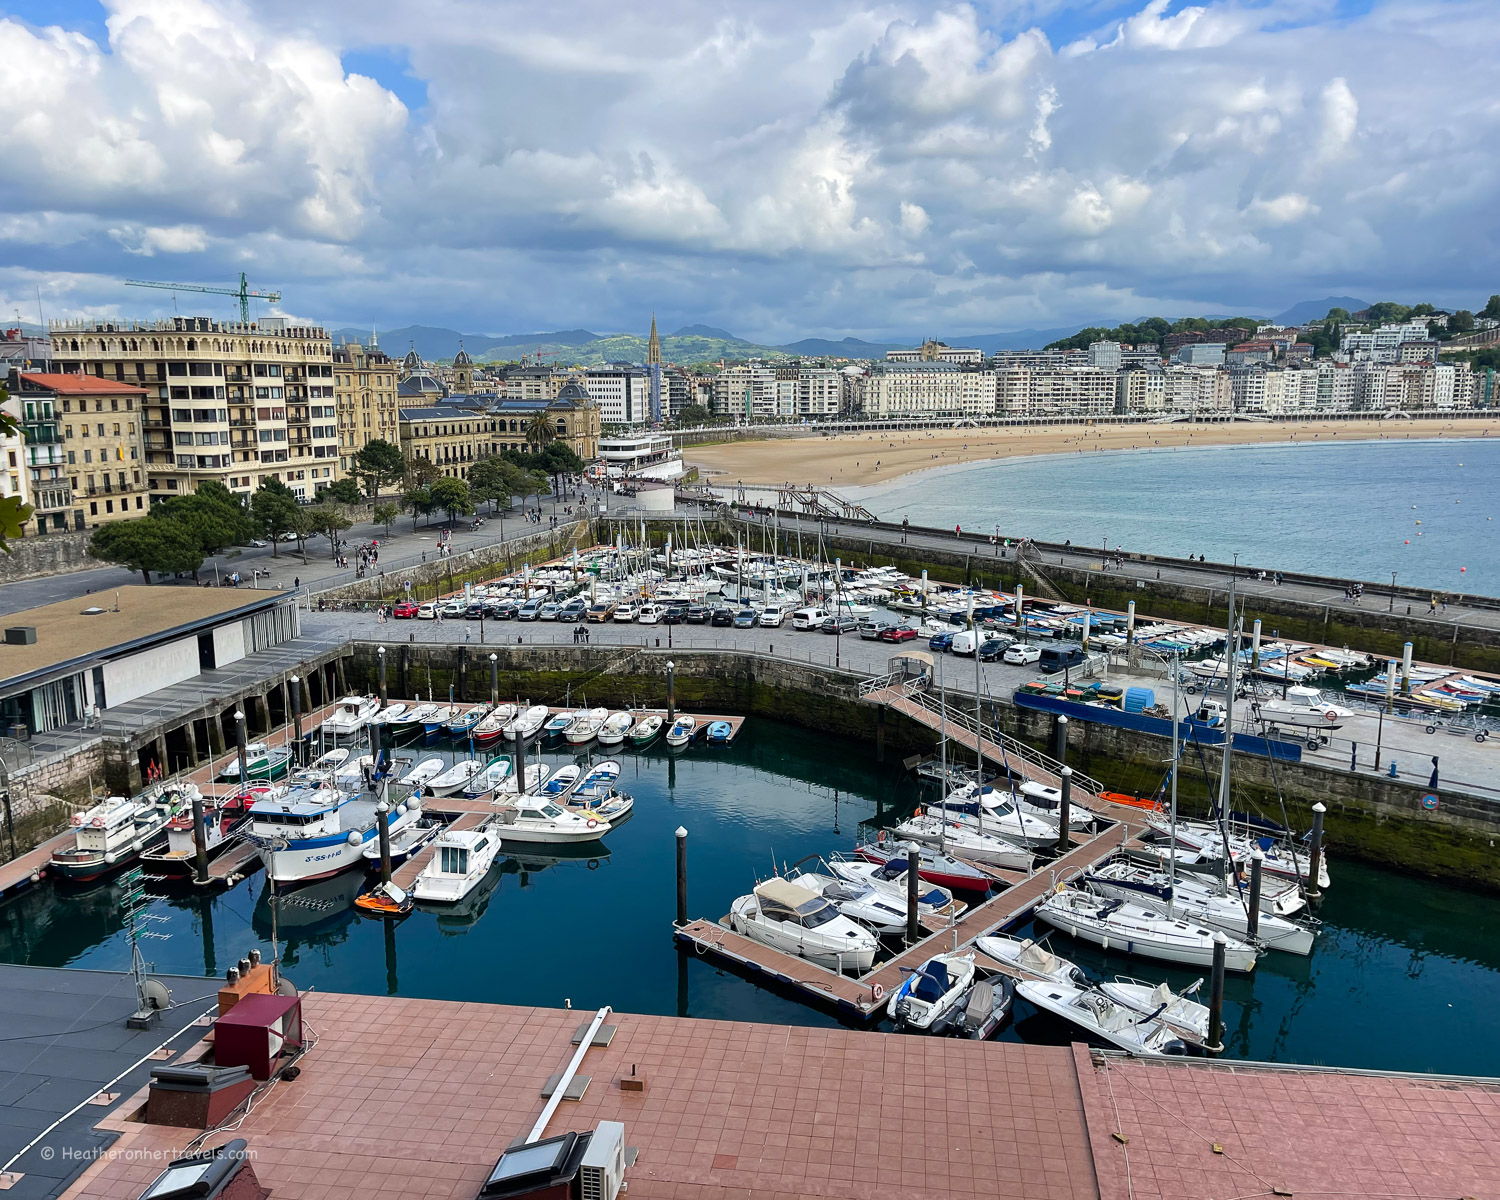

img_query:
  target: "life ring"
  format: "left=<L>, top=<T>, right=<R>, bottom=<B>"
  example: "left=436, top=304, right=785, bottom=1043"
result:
left=586, top=818, right=599, bottom=829
left=587, top=858, right=600, bottom=870
left=877, top=830, right=887, bottom=843
left=1325, top=710, right=1339, bottom=723
left=71, top=815, right=82, bottom=826
left=871, top=983, right=885, bottom=1002
left=91, top=817, right=105, bottom=828
left=914, top=807, right=923, bottom=818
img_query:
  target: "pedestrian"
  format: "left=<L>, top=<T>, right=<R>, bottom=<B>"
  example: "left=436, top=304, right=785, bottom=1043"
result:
left=294, top=576, right=300, bottom=590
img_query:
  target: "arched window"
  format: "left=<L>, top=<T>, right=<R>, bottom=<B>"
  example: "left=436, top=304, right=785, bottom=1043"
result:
left=70, top=339, right=79, bottom=352
left=186, top=338, right=196, bottom=351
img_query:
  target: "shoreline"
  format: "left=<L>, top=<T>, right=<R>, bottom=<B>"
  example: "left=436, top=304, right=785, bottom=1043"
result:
left=685, top=417, right=1500, bottom=489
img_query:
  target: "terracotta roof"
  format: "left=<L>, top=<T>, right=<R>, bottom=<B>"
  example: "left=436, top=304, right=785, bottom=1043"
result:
left=19, top=372, right=148, bottom=395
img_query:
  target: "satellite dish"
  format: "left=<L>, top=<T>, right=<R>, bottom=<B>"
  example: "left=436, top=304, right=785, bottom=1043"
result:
left=275, top=975, right=298, bottom=997
left=141, top=979, right=172, bottom=1010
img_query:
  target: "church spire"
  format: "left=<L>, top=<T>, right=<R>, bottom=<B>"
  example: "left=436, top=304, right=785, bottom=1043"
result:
left=647, top=312, right=661, bottom=366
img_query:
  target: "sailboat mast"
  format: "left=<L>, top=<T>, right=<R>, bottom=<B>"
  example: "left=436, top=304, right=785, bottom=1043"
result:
left=1169, top=650, right=1180, bottom=918
left=1216, top=579, right=1239, bottom=895
left=938, top=656, right=948, bottom=854
left=970, top=594, right=983, bottom=838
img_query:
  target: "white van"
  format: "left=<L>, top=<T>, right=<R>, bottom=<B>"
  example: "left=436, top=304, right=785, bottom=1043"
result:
left=792, top=606, right=830, bottom=631
left=950, top=630, right=979, bottom=656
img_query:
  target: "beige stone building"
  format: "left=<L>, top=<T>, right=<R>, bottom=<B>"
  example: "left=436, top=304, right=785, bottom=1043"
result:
left=50, top=316, right=337, bottom=502
left=333, top=341, right=400, bottom=476
left=22, top=373, right=150, bottom=529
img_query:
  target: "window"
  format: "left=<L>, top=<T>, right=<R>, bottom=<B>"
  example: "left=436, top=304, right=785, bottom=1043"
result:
left=97, top=423, right=104, bottom=436
left=64, top=426, right=72, bottom=438
left=84, top=450, right=92, bottom=462
left=89, top=501, right=97, bottom=516
left=105, top=500, right=113, bottom=513
left=167, top=362, right=186, bottom=376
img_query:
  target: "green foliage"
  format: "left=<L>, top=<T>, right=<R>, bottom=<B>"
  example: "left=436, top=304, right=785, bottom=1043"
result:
left=1044, top=315, right=1258, bottom=352
left=1324, top=307, right=1352, bottom=322
left=354, top=439, right=406, bottom=497
left=304, top=503, right=353, bottom=558
left=403, top=486, right=432, bottom=529
left=673, top=403, right=715, bottom=426
left=1484, top=295, right=1500, bottom=320
left=0, top=389, right=33, bottom=552
left=1364, top=301, right=1412, bottom=324
left=250, top=479, right=298, bottom=557
left=404, top=456, right=440, bottom=488
left=316, top=477, right=362, bottom=504
left=1450, top=309, right=1476, bottom=334
left=89, top=516, right=205, bottom=583
left=428, top=476, right=473, bottom=523
left=467, top=458, right=514, bottom=512
left=526, top=412, right=557, bottom=447
left=373, top=502, right=399, bottom=536
left=155, top=480, right=255, bottom=555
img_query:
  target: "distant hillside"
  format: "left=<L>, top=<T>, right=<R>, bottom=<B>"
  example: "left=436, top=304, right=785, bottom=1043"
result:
left=777, top=336, right=906, bottom=357
left=1274, top=297, right=1371, bottom=326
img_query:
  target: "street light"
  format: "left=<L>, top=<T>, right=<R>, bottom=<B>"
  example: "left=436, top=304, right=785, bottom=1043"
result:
left=1390, top=571, right=1397, bottom=613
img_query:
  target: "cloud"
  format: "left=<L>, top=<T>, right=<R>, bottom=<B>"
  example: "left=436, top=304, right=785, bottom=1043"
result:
left=4, top=0, right=1498, bottom=339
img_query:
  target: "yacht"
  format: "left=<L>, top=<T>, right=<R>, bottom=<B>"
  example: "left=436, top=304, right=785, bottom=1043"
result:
left=249, top=787, right=422, bottom=885
left=853, top=839, right=999, bottom=892
left=491, top=795, right=610, bottom=844
left=412, top=825, right=502, bottom=903
left=784, top=865, right=917, bottom=936
left=1037, top=888, right=1258, bottom=972
left=824, top=856, right=966, bottom=920
left=53, top=784, right=193, bottom=882
left=728, top=878, right=878, bottom=973
left=1249, top=686, right=1354, bottom=734
left=892, top=814, right=1033, bottom=871
left=321, top=696, right=381, bottom=742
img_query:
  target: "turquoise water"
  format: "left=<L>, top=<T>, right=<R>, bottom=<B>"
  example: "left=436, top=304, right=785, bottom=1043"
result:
left=4, top=722, right=1500, bottom=1074
left=854, top=437, right=1500, bottom=597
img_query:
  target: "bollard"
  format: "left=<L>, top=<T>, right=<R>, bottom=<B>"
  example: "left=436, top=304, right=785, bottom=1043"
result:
left=191, top=789, right=209, bottom=884
left=906, top=844, right=921, bottom=945
left=675, top=826, right=688, bottom=927
left=234, top=710, right=248, bottom=790
left=376, top=801, right=392, bottom=885
left=489, top=653, right=499, bottom=704
left=1246, top=850, right=1263, bottom=941
left=1388, top=759, right=1398, bottom=778
left=515, top=727, right=527, bottom=793
left=1206, top=931, right=1227, bottom=1054
left=1126, top=600, right=1136, bottom=646
left=377, top=648, right=387, bottom=707
left=288, top=675, right=303, bottom=768
left=1056, top=767, right=1072, bottom=853
left=369, top=719, right=383, bottom=775
left=1053, top=714, right=1069, bottom=764
left=1305, top=802, right=1326, bottom=903
left=666, top=660, right=676, bottom=723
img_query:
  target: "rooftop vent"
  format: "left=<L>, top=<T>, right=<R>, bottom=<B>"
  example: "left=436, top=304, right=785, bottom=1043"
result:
left=4, top=626, right=36, bottom=645
left=80, top=607, right=107, bottom=616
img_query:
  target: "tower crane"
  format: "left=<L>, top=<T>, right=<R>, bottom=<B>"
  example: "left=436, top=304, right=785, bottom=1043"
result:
left=123, top=272, right=282, bottom=324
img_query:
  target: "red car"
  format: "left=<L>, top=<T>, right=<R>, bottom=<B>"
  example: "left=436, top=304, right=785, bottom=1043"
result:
left=392, top=601, right=419, bottom=619
left=878, top=625, right=918, bottom=643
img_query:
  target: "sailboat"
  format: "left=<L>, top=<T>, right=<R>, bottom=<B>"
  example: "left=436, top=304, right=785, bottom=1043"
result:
left=1037, top=886, right=1259, bottom=972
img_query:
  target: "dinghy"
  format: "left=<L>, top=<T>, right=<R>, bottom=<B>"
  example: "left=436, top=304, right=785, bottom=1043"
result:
left=886, top=953, right=977, bottom=1033
left=428, top=757, right=485, bottom=797
left=664, top=714, right=697, bottom=747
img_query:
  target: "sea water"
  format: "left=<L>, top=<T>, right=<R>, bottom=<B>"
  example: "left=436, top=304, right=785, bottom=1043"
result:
left=852, top=437, right=1500, bottom=597
left=5, top=721, right=1500, bottom=1074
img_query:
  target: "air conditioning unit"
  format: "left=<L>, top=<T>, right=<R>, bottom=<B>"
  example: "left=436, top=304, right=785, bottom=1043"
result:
left=578, top=1122, right=625, bottom=1200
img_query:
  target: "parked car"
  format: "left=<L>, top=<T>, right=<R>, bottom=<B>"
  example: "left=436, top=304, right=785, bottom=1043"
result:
left=587, top=601, right=616, bottom=622
left=1039, top=646, right=1087, bottom=673
left=758, top=608, right=786, bottom=628
left=858, top=620, right=893, bottom=640
left=538, top=602, right=561, bottom=621
left=685, top=605, right=711, bottom=624
left=878, top=625, right=918, bottom=643
left=792, top=606, right=830, bottom=631
left=711, top=607, right=735, bottom=627
left=733, top=609, right=759, bottom=628
left=517, top=599, right=544, bottom=621
left=465, top=603, right=487, bottom=620
left=491, top=599, right=519, bottom=620
left=978, top=637, right=1011, bottom=662
left=247, top=538, right=268, bottom=548
left=928, top=631, right=954, bottom=651
left=662, top=606, right=689, bottom=625
left=392, top=601, right=419, bottom=619
left=417, top=603, right=438, bottom=620
left=440, top=600, right=467, bottom=618
left=637, top=604, right=666, bottom=624
left=1003, top=643, right=1041, bottom=665
left=558, top=599, right=587, bottom=622
left=820, top=614, right=858, bottom=634
left=613, top=602, right=639, bottom=622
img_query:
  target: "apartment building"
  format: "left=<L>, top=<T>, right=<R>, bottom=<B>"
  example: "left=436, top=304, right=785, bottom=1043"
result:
left=3, top=375, right=69, bottom=531
left=21, top=373, right=149, bottom=529
left=333, top=341, right=400, bottom=476
left=398, top=405, right=497, bottom=479
left=1115, top=366, right=1166, bottom=413
left=798, top=367, right=844, bottom=416
left=1162, top=365, right=1231, bottom=413
left=1018, top=368, right=1118, bottom=417
left=885, top=340, right=984, bottom=366
left=49, top=316, right=337, bottom=502
left=581, top=366, right=649, bottom=425
left=852, top=362, right=965, bottom=416
left=712, top=365, right=778, bottom=419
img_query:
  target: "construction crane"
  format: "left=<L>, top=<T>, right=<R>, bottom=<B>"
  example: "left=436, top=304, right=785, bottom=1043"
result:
left=124, top=272, right=282, bottom=324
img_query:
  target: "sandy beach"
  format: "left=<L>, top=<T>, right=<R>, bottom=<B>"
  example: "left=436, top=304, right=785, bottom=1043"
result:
left=686, top=417, right=1500, bottom=488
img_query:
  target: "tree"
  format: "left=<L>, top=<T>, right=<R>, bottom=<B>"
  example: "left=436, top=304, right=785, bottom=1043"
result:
left=288, top=505, right=319, bottom=560
left=0, top=389, right=33, bottom=551
left=675, top=403, right=712, bottom=426
left=1365, top=301, right=1412, bottom=324
left=1483, top=295, right=1500, bottom=320
left=404, top=456, right=440, bottom=488
left=428, top=476, right=473, bottom=525
left=89, top=517, right=204, bottom=583
left=250, top=479, right=298, bottom=558
left=1450, top=309, right=1476, bottom=334
left=155, top=481, right=255, bottom=556
left=467, top=458, right=512, bottom=514
left=537, top=442, right=585, bottom=495
left=354, top=439, right=406, bottom=497
left=403, top=486, right=432, bottom=530
left=526, top=412, right=558, bottom=450
left=304, top=503, right=353, bottom=559
left=373, top=502, right=399, bottom=537
left=1324, top=307, right=1352, bottom=322
left=316, top=477, right=362, bottom=504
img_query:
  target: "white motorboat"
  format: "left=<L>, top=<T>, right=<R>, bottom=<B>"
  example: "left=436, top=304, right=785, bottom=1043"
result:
left=428, top=757, right=485, bottom=797
left=294, top=747, right=349, bottom=784
left=565, top=707, right=609, bottom=744
left=596, top=711, right=634, bottom=747
left=784, top=865, right=918, bottom=936
left=943, top=793, right=1059, bottom=849
left=539, top=764, right=580, bottom=797
left=1082, top=861, right=1316, bottom=955
left=1015, top=980, right=1188, bottom=1056
left=371, top=702, right=409, bottom=727
left=321, top=695, right=381, bottom=741
left=399, top=756, right=445, bottom=790
left=973, top=934, right=1087, bottom=986
left=1037, top=888, right=1258, bottom=972
left=360, top=815, right=441, bottom=867
left=892, top=814, right=1034, bottom=871
left=728, top=878, right=878, bottom=973
left=1016, top=781, right=1096, bottom=830
left=471, top=703, right=517, bottom=745
left=495, top=762, right=551, bottom=796
left=1249, top=686, right=1354, bottom=734
left=412, top=824, right=502, bottom=903
left=462, top=755, right=514, bottom=799
left=574, top=760, right=621, bottom=798
left=503, top=705, right=549, bottom=740
left=249, top=787, right=421, bottom=885
left=1098, top=977, right=1212, bottom=1047
left=492, top=795, right=610, bottom=843
left=825, top=857, right=966, bottom=920
left=664, top=714, right=697, bottom=747
left=390, top=704, right=438, bottom=737
left=886, top=953, right=977, bottom=1033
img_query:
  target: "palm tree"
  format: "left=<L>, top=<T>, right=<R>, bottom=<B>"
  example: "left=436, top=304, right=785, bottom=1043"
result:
left=526, top=412, right=558, bottom=453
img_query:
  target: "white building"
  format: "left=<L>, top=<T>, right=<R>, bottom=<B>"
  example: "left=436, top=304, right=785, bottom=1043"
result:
left=1162, top=366, right=1230, bottom=413
left=1115, top=367, right=1165, bottom=413
left=597, top=432, right=684, bottom=480
left=852, top=362, right=965, bottom=416
left=711, top=365, right=778, bottom=419
left=797, top=368, right=843, bottom=416
left=1088, top=340, right=1122, bottom=370
left=885, top=340, right=984, bottom=365
left=1023, top=368, right=1118, bottom=416
left=581, top=367, right=650, bottom=426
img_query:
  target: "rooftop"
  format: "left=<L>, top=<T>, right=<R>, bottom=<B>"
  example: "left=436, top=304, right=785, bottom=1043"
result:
left=18, top=374, right=149, bottom=396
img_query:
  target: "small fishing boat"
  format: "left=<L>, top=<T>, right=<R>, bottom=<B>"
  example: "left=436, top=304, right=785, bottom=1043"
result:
left=293, top=747, right=349, bottom=784
left=445, top=705, right=490, bottom=738
left=334, top=754, right=374, bottom=790
left=413, top=825, right=503, bottom=903
left=825, top=855, right=966, bottom=919
left=1098, top=977, right=1212, bottom=1048
left=728, top=878, right=878, bottom=973
left=1098, top=790, right=1161, bottom=812
left=399, top=756, right=445, bottom=791
left=705, top=720, right=733, bottom=745
left=217, top=743, right=294, bottom=782
left=504, top=704, right=549, bottom=740
left=462, top=755, right=514, bottom=799
left=887, top=953, right=977, bottom=1033
left=494, top=762, right=552, bottom=797
left=423, top=706, right=457, bottom=739
left=471, top=703, right=517, bottom=745
left=543, top=710, right=578, bottom=740
left=539, top=764, right=580, bottom=797
left=596, top=711, right=634, bottom=747
left=371, top=702, right=409, bottom=728
left=566, top=707, right=609, bottom=745
left=140, top=791, right=233, bottom=876
left=428, top=757, right=485, bottom=797
left=664, top=714, right=697, bottom=748
left=574, top=761, right=621, bottom=798
left=250, top=785, right=420, bottom=885
left=892, top=813, right=1034, bottom=871
left=491, top=795, right=610, bottom=844
left=628, top=714, right=664, bottom=745
left=854, top=838, right=998, bottom=893
left=1037, top=888, right=1258, bottom=972
left=943, top=976, right=1015, bottom=1040
left=354, top=880, right=413, bottom=917
left=1015, top=980, right=1188, bottom=1056
left=321, top=696, right=381, bottom=741
left=973, top=934, right=1087, bottom=986
left=391, top=704, right=438, bottom=737
left=563, top=789, right=634, bottom=823
left=361, top=816, right=442, bottom=868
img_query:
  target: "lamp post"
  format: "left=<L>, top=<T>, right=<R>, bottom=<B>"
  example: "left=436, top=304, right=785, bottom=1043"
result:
left=1389, top=571, right=1397, bottom=613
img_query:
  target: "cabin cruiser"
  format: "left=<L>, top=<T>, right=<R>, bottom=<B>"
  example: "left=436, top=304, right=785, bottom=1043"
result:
left=249, top=786, right=421, bottom=885
left=973, top=934, right=1086, bottom=986
left=1016, top=980, right=1187, bottom=1056
left=54, top=784, right=193, bottom=882
left=1248, top=686, right=1355, bottom=735
left=412, top=825, right=502, bottom=903
left=491, top=795, right=610, bottom=844
left=824, top=855, right=966, bottom=919
left=784, top=864, right=921, bottom=936
left=321, top=696, right=381, bottom=741
left=728, top=878, right=878, bottom=973
left=892, top=813, right=1033, bottom=871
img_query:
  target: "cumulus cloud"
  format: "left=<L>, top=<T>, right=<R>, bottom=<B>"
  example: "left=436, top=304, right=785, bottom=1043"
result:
left=3, top=0, right=1498, bottom=338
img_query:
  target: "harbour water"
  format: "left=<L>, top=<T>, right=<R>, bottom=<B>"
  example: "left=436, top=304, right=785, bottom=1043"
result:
left=7, top=720, right=1500, bottom=1073
left=853, top=437, right=1500, bottom=597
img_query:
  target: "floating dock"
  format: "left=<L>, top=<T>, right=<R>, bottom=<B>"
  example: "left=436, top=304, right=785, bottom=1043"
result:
left=0, top=829, right=71, bottom=898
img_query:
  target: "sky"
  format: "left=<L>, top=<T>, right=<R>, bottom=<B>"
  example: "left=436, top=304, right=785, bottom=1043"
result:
left=0, top=0, right=1494, bottom=343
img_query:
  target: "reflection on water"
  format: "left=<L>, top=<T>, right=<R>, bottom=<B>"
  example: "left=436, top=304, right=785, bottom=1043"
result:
left=4, top=720, right=1500, bottom=1072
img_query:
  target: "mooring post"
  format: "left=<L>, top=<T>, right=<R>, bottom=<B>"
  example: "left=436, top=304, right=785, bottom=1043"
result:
left=675, top=826, right=688, bottom=927
left=488, top=653, right=499, bottom=704
left=234, top=710, right=247, bottom=789
left=369, top=717, right=384, bottom=776
left=514, top=723, right=527, bottom=792
left=1053, top=714, right=1069, bottom=764
left=1306, top=802, right=1326, bottom=904
left=289, top=674, right=303, bottom=767
left=377, top=647, right=387, bottom=708
left=1056, top=766, right=1072, bottom=853
left=666, top=660, right=676, bottom=722
left=906, top=844, right=921, bottom=945
left=1207, top=930, right=1227, bottom=1055
left=191, top=788, right=209, bottom=884
left=376, top=800, right=392, bottom=885
left=1126, top=600, right=1136, bottom=647
left=1246, top=850, right=1263, bottom=942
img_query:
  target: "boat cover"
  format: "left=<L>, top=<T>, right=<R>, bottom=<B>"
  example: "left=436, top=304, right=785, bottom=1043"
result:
left=913, top=961, right=950, bottom=1002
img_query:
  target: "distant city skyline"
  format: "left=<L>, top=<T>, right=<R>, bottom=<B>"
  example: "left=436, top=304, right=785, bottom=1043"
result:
left=0, top=0, right=1493, bottom=341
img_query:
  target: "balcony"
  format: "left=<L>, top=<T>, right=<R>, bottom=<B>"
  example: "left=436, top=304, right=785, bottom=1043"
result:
left=229, top=418, right=254, bottom=428
left=143, top=418, right=169, bottom=429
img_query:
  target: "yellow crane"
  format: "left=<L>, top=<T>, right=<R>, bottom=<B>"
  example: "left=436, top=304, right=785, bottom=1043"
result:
left=124, top=272, right=282, bottom=324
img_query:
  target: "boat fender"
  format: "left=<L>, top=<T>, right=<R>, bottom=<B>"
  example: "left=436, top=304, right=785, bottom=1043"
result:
left=346, top=831, right=362, bottom=846
left=914, top=808, right=923, bottom=818
left=872, top=983, right=885, bottom=1002
left=1325, top=710, right=1339, bottom=722
left=587, top=858, right=599, bottom=870
left=586, top=819, right=599, bottom=829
